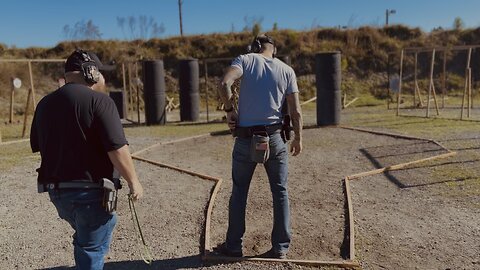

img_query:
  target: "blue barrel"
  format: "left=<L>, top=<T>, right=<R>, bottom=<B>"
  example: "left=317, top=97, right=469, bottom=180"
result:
left=179, top=58, right=200, bottom=122
left=143, top=60, right=166, bottom=125
left=315, top=52, right=342, bottom=126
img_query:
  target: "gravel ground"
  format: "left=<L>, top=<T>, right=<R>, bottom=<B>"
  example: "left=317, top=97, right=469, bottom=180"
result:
left=1, top=123, right=479, bottom=269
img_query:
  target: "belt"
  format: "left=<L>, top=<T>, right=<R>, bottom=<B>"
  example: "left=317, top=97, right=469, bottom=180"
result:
left=233, top=123, right=282, bottom=138
left=38, top=181, right=103, bottom=193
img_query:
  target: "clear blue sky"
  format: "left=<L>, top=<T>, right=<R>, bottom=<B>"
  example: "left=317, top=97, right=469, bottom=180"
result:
left=1, top=0, right=479, bottom=48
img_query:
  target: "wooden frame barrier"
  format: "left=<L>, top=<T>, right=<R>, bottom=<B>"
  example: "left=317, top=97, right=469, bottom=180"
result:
left=391, top=45, right=478, bottom=120
left=128, top=125, right=456, bottom=268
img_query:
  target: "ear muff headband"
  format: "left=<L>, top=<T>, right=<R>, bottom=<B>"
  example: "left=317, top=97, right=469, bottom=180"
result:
left=249, top=35, right=275, bottom=55
left=76, top=50, right=100, bottom=84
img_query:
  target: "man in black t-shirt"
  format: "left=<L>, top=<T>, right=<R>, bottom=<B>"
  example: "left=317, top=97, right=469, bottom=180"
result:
left=30, top=49, right=143, bottom=270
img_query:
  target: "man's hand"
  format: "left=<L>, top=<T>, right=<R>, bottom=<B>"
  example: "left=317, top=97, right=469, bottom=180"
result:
left=128, top=180, right=144, bottom=201
left=290, top=138, right=302, bottom=156
left=227, top=111, right=238, bottom=131
left=107, top=145, right=144, bottom=201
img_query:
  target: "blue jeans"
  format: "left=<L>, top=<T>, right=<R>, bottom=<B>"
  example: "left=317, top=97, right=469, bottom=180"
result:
left=49, top=189, right=117, bottom=270
left=226, top=133, right=291, bottom=254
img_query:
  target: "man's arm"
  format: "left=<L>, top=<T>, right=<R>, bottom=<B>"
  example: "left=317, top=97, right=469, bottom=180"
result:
left=286, top=92, right=303, bottom=156
left=107, top=145, right=143, bottom=200
left=218, top=66, right=242, bottom=130
left=218, top=66, right=242, bottom=110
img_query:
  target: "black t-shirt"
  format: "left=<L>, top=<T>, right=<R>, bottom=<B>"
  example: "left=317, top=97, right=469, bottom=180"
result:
left=30, top=83, right=128, bottom=184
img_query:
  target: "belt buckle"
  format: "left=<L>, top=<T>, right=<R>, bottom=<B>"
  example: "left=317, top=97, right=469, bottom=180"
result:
left=47, top=183, right=55, bottom=190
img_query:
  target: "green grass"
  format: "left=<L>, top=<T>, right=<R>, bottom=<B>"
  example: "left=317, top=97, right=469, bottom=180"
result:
left=0, top=121, right=31, bottom=141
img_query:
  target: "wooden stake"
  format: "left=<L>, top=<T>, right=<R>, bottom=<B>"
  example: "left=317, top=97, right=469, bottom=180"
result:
left=431, top=82, right=440, bottom=116
left=413, top=52, right=417, bottom=107
left=468, top=68, right=472, bottom=118
left=135, top=62, right=140, bottom=123
left=128, top=63, right=133, bottom=119
left=343, top=92, right=347, bottom=108
left=9, top=82, right=14, bottom=123
left=461, top=48, right=472, bottom=120
left=21, top=87, right=33, bottom=138
left=461, top=71, right=468, bottom=120
left=28, top=61, right=36, bottom=110
left=442, top=50, right=447, bottom=108
left=300, top=96, right=317, bottom=106
left=426, top=49, right=435, bottom=118
left=348, top=151, right=456, bottom=180
left=204, top=177, right=222, bottom=254
left=132, top=155, right=220, bottom=181
left=344, top=177, right=355, bottom=260
left=202, top=255, right=360, bottom=269
left=415, top=81, right=424, bottom=107
left=344, top=97, right=359, bottom=108
left=413, top=52, right=423, bottom=107
left=131, top=133, right=211, bottom=156
left=396, top=49, right=404, bottom=116
left=122, top=63, right=128, bottom=119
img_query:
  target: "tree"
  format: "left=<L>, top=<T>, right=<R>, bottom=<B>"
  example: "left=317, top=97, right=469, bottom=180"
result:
left=63, top=20, right=102, bottom=40
left=453, top=17, right=464, bottom=30
left=272, top=22, right=278, bottom=31
left=117, top=15, right=165, bottom=40
left=252, top=23, right=261, bottom=36
left=243, top=16, right=264, bottom=32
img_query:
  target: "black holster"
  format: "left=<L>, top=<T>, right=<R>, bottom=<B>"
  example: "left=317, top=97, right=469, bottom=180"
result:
left=102, top=178, right=121, bottom=213
left=281, top=115, right=292, bottom=143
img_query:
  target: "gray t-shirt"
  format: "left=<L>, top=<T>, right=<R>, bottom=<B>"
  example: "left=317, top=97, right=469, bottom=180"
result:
left=231, top=53, right=299, bottom=127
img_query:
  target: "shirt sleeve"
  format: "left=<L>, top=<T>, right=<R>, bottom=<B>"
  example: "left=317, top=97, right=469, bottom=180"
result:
left=30, top=109, right=40, bottom=153
left=93, top=94, right=128, bottom=152
left=286, top=68, right=299, bottom=95
left=231, top=55, right=244, bottom=76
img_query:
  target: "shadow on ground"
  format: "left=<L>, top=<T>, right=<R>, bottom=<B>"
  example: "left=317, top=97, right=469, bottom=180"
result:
left=39, top=254, right=229, bottom=270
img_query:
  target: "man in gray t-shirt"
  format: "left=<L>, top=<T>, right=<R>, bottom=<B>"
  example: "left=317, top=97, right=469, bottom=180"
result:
left=216, top=34, right=303, bottom=259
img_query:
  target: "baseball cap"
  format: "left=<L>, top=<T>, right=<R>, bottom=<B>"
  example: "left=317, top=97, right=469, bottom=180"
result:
left=65, top=50, right=115, bottom=73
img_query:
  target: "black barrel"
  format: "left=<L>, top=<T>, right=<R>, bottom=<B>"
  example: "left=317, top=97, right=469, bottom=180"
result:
left=143, top=60, right=166, bottom=125
left=315, top=52, right=342, bottom=126
left=280, top=55, right=291, bottom=66
left=109, top=90, right=125, bottom=119
left=179, top=58, right=200, bottom=122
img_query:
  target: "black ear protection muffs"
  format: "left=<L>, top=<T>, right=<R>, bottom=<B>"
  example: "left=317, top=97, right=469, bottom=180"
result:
left=248, top=35, right=276, bottom=57
left=76, top=50, right=100, bottom=84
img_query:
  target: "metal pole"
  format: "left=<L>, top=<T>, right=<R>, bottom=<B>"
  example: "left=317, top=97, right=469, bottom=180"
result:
left=385, top=9, right=389, bottom=26
left=178, top=0, right=184, bottom=36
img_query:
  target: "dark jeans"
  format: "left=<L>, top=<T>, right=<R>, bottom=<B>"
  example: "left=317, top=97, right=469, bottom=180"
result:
left=226, top=133, right=291, bottom=253
left=49, top=189, right=117, bottom=270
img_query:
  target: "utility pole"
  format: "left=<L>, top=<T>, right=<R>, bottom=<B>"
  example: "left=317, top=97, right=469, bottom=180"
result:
left=385, top=9, right=396, bottom=26
left=178, top=0, right=184, bottom=36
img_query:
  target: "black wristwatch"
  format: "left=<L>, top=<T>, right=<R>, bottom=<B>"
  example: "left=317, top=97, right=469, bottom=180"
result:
left=224, top=106, right=233, bottom=113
